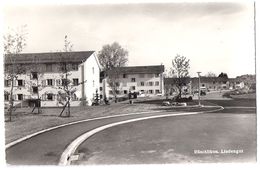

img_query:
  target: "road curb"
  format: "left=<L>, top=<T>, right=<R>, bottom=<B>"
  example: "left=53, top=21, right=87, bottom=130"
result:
left=59, top=106, right=224, bottom=165
left=6, top=105, right=223, bottom=149
left=5, top=110, right=163, bottom=149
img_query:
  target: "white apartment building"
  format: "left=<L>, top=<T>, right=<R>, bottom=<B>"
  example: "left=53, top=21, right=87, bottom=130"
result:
left=4, top=51, right=101, bottom=107
left=101, top=65, right=165, bottom=99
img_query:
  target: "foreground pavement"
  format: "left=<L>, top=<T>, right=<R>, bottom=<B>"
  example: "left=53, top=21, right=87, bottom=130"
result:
left=73, top=112, right=256, bottom=164
left=5, top=96, right=256, bottom=165
left=6, top=109, right=213, bottom=165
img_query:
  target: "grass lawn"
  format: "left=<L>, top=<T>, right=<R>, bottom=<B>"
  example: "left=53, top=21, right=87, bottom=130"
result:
left=230, top=93, right=256, bottom=99
left=5, top=102, right=159, bottom=144
left=5, top=95, right=253, bottom=145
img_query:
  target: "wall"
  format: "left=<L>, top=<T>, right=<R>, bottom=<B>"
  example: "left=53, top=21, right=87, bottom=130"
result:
left=4, top=53, right=100, bottom=107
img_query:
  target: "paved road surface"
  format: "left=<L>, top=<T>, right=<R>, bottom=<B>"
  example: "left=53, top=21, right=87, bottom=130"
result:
left=73, top=113, right=256, bottom=164
left=6, top=97, right=256, bottom=165
left=6, top=110, right=193, bottom=165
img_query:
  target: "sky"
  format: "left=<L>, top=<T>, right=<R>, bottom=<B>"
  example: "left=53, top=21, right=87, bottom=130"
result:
left=2, top=1, right=256, bottom=78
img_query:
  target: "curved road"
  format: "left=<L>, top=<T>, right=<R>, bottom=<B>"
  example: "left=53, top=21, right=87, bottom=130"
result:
left=6, top=110, right=206, bottom=165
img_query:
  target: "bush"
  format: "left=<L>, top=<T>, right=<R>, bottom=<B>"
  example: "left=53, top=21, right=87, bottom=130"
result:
left=222, top=92, right=231, bottom=98
left=175, top=96, right=193, bottom=102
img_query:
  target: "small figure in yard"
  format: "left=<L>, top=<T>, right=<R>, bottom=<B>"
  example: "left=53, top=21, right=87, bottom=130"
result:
left=103, top=95, right=110, bottom=105
left=129, top=90, right=133, bottom=104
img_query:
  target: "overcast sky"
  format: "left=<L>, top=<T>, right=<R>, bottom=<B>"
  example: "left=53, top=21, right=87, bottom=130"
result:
left=3, top=2, right=255, bottom=78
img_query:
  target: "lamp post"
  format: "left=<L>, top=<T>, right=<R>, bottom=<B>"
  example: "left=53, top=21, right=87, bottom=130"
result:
left=197, top=72, right=201, bottom=106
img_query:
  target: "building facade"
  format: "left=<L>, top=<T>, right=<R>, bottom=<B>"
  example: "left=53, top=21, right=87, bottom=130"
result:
left=101, top=65, right=165, bottom=99
left=4, top=51, right=101, bottom=107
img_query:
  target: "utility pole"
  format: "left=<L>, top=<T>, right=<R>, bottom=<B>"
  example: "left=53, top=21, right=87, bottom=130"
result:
left=197, top=72, right=201, bottom=106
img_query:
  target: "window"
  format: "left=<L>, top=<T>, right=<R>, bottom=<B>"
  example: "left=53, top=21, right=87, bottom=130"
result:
left=73, top=79, right=79, bottom=86
left=155, top=81, right=159, bottom=86
left=72, top=64, right=78, bottom=71
left=47, top=79, right=53, bottom=86
left=213, top=81, right=216, bottom=84
left=148, top=82, right=153, bottom=86
left=4, top=94, right=9, bottom=101
left=124, top=90, right=128, bottom=94
left=100, top=87, right=103, bottom=91
left=115, top=82, right=120, bottom=87
left=46, top=64, right=52, bottom=72
left=131, top=78, right=136, bottom=82
left=140, top=82, right=145, bottom=86
left=155, top=73, right=160, bottom=77
left=148, top=90, right=153, bottom=94
left=17, top=94, right=23, bottom=100
left=4, top=80, right=10, bottom=87
left=109, top=90, right=113, bottom=95
left=47, top=93, right=54, bottom=101
left=71, top=94, right=78, bottom=101
left=60, top=64, right=66, bottom=72
left=202, top=84, right=205, bottom=87
left=123, top=74, right=127, bottom=78
left=17, top=80, right=24, bottom=86
left=62, top=79, right=67, bottom=86
left=131, top=86, right=135, bottom=90
left=32, top=87, right=38, bottom=94
left=155, top=90, right=160, bottom=94
left=31, top=72, right=38, bottom=79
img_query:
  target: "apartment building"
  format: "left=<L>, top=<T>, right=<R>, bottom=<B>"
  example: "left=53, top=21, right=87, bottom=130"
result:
left=101, top=65, right=165, bottom=99
left=4, top=51, right=101, bottom=107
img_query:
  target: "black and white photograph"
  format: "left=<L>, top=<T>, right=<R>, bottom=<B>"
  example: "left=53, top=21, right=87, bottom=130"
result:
left=1, top=0, right=257, bottom=166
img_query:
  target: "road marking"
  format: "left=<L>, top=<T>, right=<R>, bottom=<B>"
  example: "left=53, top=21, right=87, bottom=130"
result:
left=59, top=106, right=224, bottom=165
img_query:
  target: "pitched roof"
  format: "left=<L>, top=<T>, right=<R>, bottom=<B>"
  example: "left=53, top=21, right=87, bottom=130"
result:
left=4, top=51, right=95, bottom=64
left=164, top=77, right=191, bottom=85
left=108, top=65, right=165, bottom=74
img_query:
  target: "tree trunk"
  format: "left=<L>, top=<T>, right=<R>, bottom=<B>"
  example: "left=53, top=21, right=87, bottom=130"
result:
left=36, top=78, right=41, bottom=114
left=67, top=96, right=70, bottom=117
left=59, top=101, right=69, bottom=117
left=8, top=77, right=14, bottom=122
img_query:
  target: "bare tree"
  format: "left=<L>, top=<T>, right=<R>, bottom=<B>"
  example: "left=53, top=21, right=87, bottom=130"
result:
left=170, top=54, right=190, bottom=98
left=27, top=57, right=44, bottom=114
left=98, top=42, right=128, bottom=102
left=58, top=35, right=74, bottom=117
left=106, top=68, right=122, bottom=102
left=4, top=25, right=27, bottom=121
left=98, top=42, right=128, bottom=72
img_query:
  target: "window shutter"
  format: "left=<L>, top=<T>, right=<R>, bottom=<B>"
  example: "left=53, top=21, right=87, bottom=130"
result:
left=42, top=94, right=46, bottom=101
left=42, top=80, right=46, bottom=87
left=56, top=79, right=60, bottom=86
